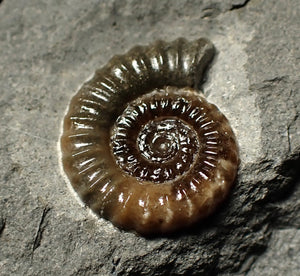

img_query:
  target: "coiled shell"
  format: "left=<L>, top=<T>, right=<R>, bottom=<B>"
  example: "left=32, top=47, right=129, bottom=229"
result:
left=60, top=38, right=239, bottom=235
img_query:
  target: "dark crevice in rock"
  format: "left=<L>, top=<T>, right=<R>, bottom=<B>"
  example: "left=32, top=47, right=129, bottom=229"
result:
left=250, top=152, right=300, bottom=208
left=263, top=76, right=288, bottom=84
left=277, top=152, right=300, bottom=180
left=258, top=152, right=300, bottom=230
left=31, top=207, right=51, bottom=261
left=230, top=0, right=251, bottom=10
left=0, top=217, right=6, bottom=236
left=111, top=256, right=121, bottom=274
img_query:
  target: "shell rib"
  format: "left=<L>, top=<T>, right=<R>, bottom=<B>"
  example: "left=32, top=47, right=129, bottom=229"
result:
left=60, top=38, right=239, bottom=235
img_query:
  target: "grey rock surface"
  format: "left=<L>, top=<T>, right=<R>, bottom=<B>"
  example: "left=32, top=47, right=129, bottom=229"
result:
left=0, top=0, right=299, bottom=275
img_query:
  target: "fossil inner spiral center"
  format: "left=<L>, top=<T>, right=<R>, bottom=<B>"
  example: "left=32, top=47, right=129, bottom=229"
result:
left=138, top=118, right=186, bottom=163
left=110, top=90, right=202, bottom=183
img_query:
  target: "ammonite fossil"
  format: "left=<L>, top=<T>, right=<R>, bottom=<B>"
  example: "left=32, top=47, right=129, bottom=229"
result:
left=60, top=38, right=239, bottom=235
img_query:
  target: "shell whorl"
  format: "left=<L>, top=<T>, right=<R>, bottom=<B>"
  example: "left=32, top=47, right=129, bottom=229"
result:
left=60, top=38, right=239, bottom=235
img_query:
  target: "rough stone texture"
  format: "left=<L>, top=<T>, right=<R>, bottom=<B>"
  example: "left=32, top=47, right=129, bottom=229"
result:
left=0, top=0, right=299, bottom=275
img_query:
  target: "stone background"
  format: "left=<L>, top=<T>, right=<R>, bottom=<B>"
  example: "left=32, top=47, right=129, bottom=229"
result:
left=0, top=0, right=299, bottom=275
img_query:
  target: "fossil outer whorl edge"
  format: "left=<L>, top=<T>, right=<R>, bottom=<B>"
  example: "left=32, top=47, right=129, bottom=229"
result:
left=60, top=38, right=239, bottom=235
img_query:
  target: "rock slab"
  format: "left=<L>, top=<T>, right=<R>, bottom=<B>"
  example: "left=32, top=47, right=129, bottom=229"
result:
left=0, top=0, right=299, bottom=275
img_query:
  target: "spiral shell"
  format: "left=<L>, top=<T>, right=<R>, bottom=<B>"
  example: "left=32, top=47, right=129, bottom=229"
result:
left=60, top=38, right=239, bottom=235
